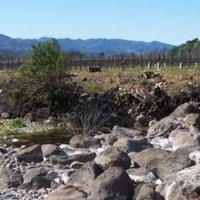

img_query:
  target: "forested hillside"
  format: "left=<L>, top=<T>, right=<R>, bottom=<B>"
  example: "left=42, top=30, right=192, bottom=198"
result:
left=170, top=38, right=200, bottom=58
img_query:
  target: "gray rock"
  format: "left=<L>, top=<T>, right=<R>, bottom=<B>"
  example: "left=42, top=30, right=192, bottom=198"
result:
left=176, top=164, right=200, bottom=199
left=41, top=144, right=58, bottom=158
left=113, top=137, right=151, bottom=153
left=0, top=167, right=23, bottom=188
left=17, top=145, right=43, bottom=163
left=147, top=117, right=182, bottom=138
left=95, top=146, right=131, bottom=170
left=183, top=113, right=200, bottom=129
left=112, top=125, right=141, bottom=139
left=126, top=167, right=156, bottom=183
left=133, top=183, right=163, bottom=200
left=170, top=102, right=200, bottom=119
left=46, top=185, right=87, bottom=200
left=67, top=161, right=103, bottom=194
left=91, top=167, right=134, bottom=200
left=49, top=146, right=96, bottom=165
left=146, top=151, right=192, bottom=181
left=156, top=181, right=185, bottom=200
left=69, top=135, right=101, bottom=148
left=66, top=152, right=96, bottom=164
left=19, top=167, right=51, bottom=190
left=169, top=127, right=200, bottom=150
left=134, top=148, right=170, bottom=168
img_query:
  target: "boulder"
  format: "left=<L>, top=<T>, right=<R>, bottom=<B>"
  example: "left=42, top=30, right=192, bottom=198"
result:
left=134, top=148, right=170, bottom=168
left=66, top=152, right=96, bottom=164
left=95, top=146, right=131, bottom=170
left=48, top=152, right=96, bottom=165
left=48, top=154, right=69, bottom=165
left=46, top=185, right=87, bottom=200
left=112, top=125, right=141, bottom=139
left=0, top=167, right=23, bottom=188
left=42, top=144, right=58, bottom=158
left=156, top=181, right=184, bottom=200
left=49, top=146, right=96, bottom=165
left=170, top=103, right=200, bottom=119
left=126, top=167, right=156, bottom=183
left=91, top=167, right=134, bottom=200
left=113, top=137, right=151, bottom=153
left=169, top=127, right=200, bottom=150
left=176, top=165, right=200, bottom=199
left=19, top=167, right=52, bottom=190
left=69, top=135, right=101, bottom=148
left=67, top=161, right=103, bottom=194
left=16, top=144, right=43, bottom=163
left=146, top=151, right=192, bottom=181
left=147, top=117, right=182, bottom=138
left=134, top=183, right=164, bottom=200
left=183, top=113, right=200, bottom=129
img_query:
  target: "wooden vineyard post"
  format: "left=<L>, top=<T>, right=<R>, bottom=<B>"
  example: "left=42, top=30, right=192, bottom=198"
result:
left=179, top=62, right=183, bottom=69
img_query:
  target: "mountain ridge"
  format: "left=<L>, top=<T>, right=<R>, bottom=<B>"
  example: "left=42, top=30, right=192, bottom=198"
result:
left=0, top=34, right=174, bottom=55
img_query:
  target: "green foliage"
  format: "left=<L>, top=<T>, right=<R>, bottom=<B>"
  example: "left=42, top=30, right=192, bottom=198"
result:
left=9, top=118, right=25, bottom=129
left=3, top=39, right=83, bottom=117
left=171, top=38, right=200, bottom=57
left=21, top=39, right=67, bottom=83
left=0, top=118, right=25, bottom=136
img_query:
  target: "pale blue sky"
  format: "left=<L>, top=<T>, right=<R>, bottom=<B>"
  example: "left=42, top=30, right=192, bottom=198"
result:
left=0, top=0, right=199, bottom=45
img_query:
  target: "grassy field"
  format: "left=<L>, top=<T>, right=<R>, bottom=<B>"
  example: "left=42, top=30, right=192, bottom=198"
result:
left=72, top=65, right=200, bottom=94
left=1, top=66, right=200, bottom=94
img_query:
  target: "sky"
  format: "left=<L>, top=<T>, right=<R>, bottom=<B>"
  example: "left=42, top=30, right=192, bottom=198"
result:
left=0, top=0, right=200, bottom=45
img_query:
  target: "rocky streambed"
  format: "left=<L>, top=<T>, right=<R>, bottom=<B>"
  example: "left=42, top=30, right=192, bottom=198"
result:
left=1, top=102, right=200, bottom=199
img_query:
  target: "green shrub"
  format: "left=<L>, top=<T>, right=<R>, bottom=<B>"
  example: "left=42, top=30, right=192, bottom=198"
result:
left=9, top=118, right=25, bottom=129
left=21, top=39, right=67, bottom=84
left=3, top=39, right=82, bottom=117
left=0, top=118, right=25, bottom=136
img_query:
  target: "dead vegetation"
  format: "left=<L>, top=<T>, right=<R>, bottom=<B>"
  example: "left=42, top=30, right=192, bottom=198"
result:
left=1, top=66, right=200, bottom=131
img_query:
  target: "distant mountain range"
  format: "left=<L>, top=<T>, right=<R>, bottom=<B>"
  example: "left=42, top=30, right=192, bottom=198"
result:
left=0, top=34, right=174, bottom=55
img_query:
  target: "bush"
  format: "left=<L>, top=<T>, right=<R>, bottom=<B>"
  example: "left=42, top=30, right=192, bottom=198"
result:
left=21, top=39, right=67, bottom=84
left=2, top=39, right=83, bottom=118
left=0, top=118, right=25, bottom=136
left=3, top=78, right=82, bottom=117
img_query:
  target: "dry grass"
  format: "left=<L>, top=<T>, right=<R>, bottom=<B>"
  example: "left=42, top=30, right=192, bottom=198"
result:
left=72, top=66, right=200, bottom=94
left=1, top=66, right=200, bottom=95
left=0, top=70, right=21, bottom=83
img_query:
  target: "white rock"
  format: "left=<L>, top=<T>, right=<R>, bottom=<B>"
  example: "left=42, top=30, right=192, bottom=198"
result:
left=150, top=137, right=172, bottom=151
left=176, top=165, right=200, bottom=198
left=128, top=171, right=156, bottom=183
left=189, top=151, right=200, bottom=164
